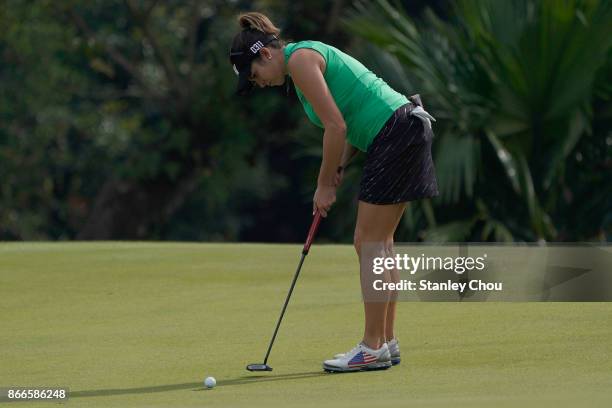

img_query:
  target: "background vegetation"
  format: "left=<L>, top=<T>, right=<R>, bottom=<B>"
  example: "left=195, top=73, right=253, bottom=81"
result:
left=1, top=0, right=610, bottom=242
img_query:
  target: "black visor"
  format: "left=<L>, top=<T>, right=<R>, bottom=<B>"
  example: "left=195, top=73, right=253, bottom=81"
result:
left=229, top=33, right=278, bottom=96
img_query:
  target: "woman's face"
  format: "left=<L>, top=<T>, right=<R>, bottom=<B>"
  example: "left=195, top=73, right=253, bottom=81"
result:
left=249, top=47, right=286, bottom=88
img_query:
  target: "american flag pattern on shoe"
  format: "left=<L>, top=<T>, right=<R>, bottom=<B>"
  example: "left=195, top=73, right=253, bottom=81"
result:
left=348, top=351, right=378, bottom=367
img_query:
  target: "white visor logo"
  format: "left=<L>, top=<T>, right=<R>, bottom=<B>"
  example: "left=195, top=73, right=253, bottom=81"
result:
left=233, top=64, right=239, bottom=76
left=249, top=41, right=264, bottom=54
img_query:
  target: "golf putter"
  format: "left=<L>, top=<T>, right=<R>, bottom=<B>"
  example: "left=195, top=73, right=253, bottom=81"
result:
left=246, top=210, right=323, bottom=372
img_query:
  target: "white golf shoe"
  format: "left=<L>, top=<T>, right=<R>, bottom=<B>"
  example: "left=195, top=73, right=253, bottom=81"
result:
left=333, top=338, right=401, bottom=365
left=323, top=342, right=391, bottom=372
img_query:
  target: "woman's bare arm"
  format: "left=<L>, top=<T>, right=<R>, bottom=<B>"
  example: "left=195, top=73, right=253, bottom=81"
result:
left=287, top=49, right=346, bottom=187
left=339, top=140, right=357, bottom=169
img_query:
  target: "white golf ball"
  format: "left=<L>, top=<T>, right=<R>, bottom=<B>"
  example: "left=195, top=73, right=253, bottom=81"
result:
left=204, top=376, right=216, bottom=389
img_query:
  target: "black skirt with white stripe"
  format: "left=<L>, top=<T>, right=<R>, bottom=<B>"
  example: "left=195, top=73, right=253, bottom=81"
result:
left=358, top=102, right=439, bottom=205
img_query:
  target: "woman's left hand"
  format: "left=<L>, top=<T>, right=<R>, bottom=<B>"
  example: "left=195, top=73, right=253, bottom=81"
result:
left=313, top=185, right=337, bottom=217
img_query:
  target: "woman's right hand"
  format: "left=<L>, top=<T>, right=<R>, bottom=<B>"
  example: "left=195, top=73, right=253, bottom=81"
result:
left=313, top=185, right=337, bottom=217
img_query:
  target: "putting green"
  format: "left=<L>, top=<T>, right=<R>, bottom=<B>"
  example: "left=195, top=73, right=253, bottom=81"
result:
left=1, top=243, right=610, bottom=407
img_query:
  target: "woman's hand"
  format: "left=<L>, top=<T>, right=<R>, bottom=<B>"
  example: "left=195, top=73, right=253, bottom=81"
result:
left=313, top=185, right=337, bottom=217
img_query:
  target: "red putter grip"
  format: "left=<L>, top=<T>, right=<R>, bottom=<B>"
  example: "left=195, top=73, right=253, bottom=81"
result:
left=302, top=211, right=322, bottom=255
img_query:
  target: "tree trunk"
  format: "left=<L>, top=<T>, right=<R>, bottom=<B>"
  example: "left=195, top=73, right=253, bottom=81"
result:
left=77, top=174, right=200, bottom=239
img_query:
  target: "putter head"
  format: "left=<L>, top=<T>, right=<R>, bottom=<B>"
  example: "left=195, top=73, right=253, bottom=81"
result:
left=246, top=363, right=273, bottom=372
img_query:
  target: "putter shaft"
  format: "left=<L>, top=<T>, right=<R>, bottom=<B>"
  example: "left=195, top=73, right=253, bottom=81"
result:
left=260, top=211, right=322, bottom=366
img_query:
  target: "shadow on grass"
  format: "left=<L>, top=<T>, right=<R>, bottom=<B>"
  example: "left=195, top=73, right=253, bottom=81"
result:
left=70, top=371, right=326, bottom=398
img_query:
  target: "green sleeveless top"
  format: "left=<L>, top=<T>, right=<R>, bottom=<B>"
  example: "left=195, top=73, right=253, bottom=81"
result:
left=284, top=40, right=409, bottom=152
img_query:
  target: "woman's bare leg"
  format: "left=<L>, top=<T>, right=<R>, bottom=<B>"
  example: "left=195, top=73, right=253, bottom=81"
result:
left=354, top=201, right=407, bottom=349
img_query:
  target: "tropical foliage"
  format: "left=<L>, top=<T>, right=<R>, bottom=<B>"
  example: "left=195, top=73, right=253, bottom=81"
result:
left=343, top=0, right=612, bottom=241
left=1, top=0, right=609, bottom=242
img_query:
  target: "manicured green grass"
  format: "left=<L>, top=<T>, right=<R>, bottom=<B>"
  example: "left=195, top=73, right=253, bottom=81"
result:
left=1, top=243, right=611, bottom=407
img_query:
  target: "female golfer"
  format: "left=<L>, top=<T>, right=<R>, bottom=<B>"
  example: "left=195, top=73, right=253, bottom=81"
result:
left=230, top=12, right=439, bottom=372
